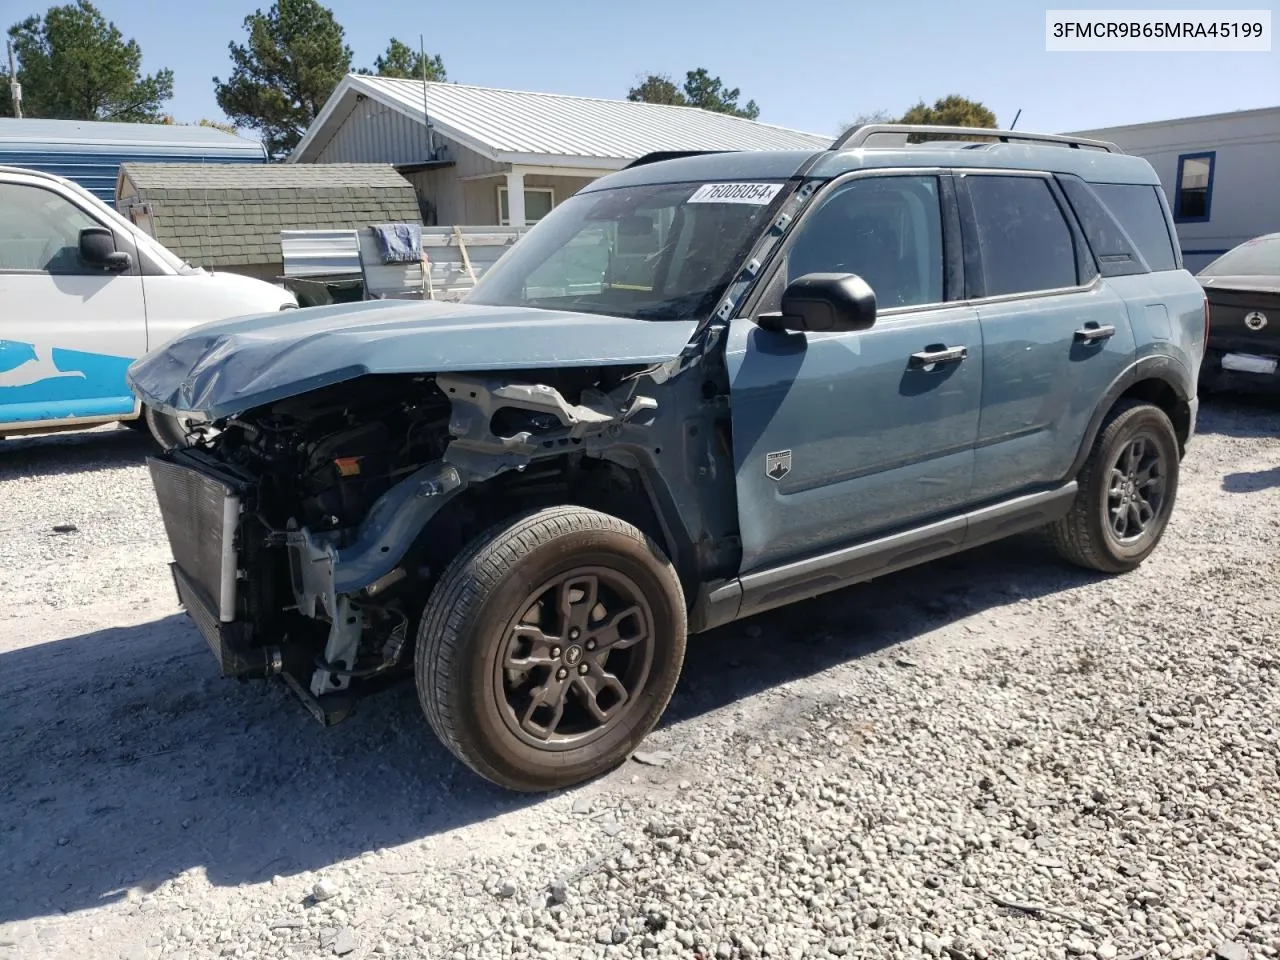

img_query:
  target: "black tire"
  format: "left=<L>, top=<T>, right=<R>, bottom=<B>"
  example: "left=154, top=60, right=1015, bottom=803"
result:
left=1048, top=400, right=1180, bottom=574
left=415, top=505, right=687, bottom=792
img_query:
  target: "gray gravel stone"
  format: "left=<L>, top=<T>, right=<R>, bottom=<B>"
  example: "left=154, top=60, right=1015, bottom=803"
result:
left=4, top=406, right=1280, bottom=960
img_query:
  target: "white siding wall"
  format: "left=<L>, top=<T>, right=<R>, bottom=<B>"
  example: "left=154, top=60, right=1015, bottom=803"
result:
left=315, top=97, right=435, bottom=164
left=1073, top=108, right=1280, bottom=272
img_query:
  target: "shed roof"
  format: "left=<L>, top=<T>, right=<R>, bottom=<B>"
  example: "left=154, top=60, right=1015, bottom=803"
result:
left=118, top=161, right=422, bottom=269
left=122, top=161, right=415, bottom=191
left=291, top=76, right=832, bottom=169
left=0, top=117, right=262, bottom=151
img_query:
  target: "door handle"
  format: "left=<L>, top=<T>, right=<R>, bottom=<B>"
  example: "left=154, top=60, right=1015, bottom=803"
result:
left=909, top=345, right=968, bottom=369
left=1074, top=323, right=1116, bottom=343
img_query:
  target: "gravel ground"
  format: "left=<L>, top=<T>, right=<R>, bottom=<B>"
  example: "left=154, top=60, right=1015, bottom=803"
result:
left=1, top=400, right=1278, bottom=960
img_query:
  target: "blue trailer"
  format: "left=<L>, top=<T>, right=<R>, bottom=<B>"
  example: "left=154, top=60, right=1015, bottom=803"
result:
left=0, top=118, right=267, bottom=203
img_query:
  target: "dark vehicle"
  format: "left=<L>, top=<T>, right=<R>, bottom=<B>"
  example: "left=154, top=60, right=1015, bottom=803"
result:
left=1197, top=233, right=1280, bottom=393
left=128, top=125, right=1208, bottom=793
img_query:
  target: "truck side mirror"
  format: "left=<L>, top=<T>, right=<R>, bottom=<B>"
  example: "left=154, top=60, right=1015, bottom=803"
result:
left=757, top=273, right=877, bottom=333
left=79, top=227, right=132, bottom=272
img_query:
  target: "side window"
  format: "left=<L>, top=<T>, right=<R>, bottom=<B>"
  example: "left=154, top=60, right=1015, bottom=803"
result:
left=0, top=181, right=102, bottom=275
left=785, top=175, right=944, bottom=309
left=1173, top=152, right=1214, bottom=222
left=1090, top=183, right=1179, bottom=271
left=1058, top=177, right=1143, bottom=276
left=966, top=175, right=1078, bottom=297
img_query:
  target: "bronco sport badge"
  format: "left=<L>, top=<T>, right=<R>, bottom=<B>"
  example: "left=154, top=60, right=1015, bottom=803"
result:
left=765, top=449, right=792, bottom=481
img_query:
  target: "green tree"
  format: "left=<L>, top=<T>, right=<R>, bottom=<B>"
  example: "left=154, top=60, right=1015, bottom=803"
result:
left=899, top=94, right=997, bottom=141
left=359, top=37, right=446, bottom=80
left=213, top=0, right=352, bottom=159
left=0, top=0, right=173, bottom=121
left=626, top=73, right=684, bottom=107
left=627, top=68, right=760, bottom=119
left=681, top=68, right=758, bottom=119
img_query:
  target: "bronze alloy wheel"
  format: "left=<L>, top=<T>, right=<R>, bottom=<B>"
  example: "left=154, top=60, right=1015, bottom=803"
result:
left=494, top=566, right=656, bottom=750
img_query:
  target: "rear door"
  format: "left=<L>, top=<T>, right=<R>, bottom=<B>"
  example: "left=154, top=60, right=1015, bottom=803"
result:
left=958, top=171, right=1135, bottom=502
left=727, top=171, right=983, bottom=574
left=0, top=176, right=147, bottom=430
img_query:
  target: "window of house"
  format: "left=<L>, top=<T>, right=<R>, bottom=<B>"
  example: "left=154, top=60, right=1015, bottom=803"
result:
left=1173, top=152, right=1215, bottom=222
left=784, top=175, right=945, bottom=309
left=966, top=175, right=1079, bottom=296
left=0, top=181, right=101, bottom=274
left=498, top=186, right=555, bottom=225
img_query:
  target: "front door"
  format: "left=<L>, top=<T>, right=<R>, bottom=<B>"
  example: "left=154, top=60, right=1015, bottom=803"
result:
left=0, top=177, right=147, bottom=429
left=726, top=172, right=983, bottom=574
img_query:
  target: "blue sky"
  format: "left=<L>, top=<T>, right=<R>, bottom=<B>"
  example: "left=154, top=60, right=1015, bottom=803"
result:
left=23, top=0, right=1280, bottom=136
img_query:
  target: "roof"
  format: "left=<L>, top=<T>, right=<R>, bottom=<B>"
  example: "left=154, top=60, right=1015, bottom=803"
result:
left=588, top=139, right=1160, bottom=193
left=121, top=161, right=414, bottom=191
left=0, top=117, right=262, bottom=151
left=291, top=75, right=832, bottom=169
left=118, top=162, right=422, bottom=269
left=1067, top=105, right=1280, bottom=138
left=0, top=118, right=265, bottom=202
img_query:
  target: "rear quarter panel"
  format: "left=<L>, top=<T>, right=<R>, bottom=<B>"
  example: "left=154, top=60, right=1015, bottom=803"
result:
left=1108, top=271, right=1208, bottom=393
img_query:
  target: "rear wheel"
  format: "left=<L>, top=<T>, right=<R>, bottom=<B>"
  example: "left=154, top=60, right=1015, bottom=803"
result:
left=415, top=505, right=687, bottom=792
left=1048, top=400, right=1180, bottom=573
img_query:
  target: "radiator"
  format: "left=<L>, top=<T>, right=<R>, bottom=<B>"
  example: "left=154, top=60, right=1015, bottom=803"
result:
left=147, top=456, right=241, bottom=623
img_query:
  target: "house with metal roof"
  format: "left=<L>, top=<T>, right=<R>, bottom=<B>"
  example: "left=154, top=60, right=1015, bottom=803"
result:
left=289, top=75, right=831, bottom=228
left=115, top=161, right=422, bottom=281
left=0, top=118, right=265, bottom=203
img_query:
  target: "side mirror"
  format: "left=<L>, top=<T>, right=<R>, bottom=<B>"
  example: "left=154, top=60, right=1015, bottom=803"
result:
left=79, top=227, right=131, bottom=272
left=757, top=273, right=877, bottom=333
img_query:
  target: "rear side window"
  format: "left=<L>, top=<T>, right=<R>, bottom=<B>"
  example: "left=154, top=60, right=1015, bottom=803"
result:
left=1058, top=178, right=1143, bottom=276
left=966, top=175, right=1078, bottom=297
left=1090, top=183, right=1179, bottom=272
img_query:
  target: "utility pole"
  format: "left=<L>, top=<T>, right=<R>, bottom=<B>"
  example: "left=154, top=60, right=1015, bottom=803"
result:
left=7, top=40, right=22, bottom=118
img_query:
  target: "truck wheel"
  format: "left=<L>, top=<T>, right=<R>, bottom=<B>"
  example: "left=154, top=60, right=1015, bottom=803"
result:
left=415, top=506, right=687, bottom=792
left=1048, top=400, right=1180, bottom=574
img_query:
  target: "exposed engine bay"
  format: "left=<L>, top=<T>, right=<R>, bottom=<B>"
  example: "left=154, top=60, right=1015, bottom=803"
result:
left=151, top=366, right=668, bottom=722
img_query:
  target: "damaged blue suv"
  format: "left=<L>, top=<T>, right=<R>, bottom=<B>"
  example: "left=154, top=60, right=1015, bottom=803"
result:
left=129, top=124, right=1208, bottom=792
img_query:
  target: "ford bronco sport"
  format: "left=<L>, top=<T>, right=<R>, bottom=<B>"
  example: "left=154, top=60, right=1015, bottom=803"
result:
left=129, top=124, right=1208, bottom=793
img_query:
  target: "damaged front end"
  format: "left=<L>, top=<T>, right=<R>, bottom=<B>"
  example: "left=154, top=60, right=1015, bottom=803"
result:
left=145, top=367, right=665, bottom=723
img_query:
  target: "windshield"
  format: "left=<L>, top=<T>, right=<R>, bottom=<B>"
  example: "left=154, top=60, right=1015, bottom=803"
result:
left=464, top=179, right=788, bottom=321
left=1199, top=235, right=1280, bottom=278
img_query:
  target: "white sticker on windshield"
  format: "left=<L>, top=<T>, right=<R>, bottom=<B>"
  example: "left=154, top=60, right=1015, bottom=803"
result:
left=687, top=182, right=783, bottom=205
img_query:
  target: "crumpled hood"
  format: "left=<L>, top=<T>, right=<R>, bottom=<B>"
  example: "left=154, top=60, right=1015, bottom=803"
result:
left=126, top=298, right=697, bottom=420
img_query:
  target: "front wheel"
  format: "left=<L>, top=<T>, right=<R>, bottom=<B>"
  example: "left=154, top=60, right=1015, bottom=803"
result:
left=1048, top=400, right=1180, bottom=574
left=415, top=506, right=687, bottom=792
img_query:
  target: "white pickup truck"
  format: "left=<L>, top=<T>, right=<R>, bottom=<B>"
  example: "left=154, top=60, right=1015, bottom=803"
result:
left=0, top=164, right=296, bottom=447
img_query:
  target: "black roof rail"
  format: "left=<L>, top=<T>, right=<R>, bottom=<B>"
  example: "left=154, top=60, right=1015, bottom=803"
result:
left=829, top=123, right=1122, bottom=154
left=624, top=150, right=739, bottom=169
